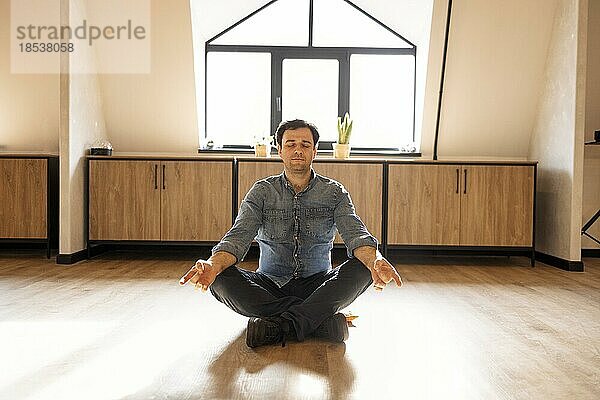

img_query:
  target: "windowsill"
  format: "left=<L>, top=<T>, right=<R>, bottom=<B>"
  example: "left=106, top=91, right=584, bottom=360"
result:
left=197, top=148, right=422, bottom=158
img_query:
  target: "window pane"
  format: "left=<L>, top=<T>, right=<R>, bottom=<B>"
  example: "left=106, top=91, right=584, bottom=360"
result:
left=282, top=59, right=339, bottom=142
left=350, top=54, right=414, bottom=148
left=207, top=52, right=271, bottom=145
left=211, top=0, right=308, bottom=46
left=313, top=0, right=412, bottom=48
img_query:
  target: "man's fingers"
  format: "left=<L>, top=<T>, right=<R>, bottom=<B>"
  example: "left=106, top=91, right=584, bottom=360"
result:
left=371, top=271, right=386, bottom=291
left=179, top=267, right=198, bottom=285
left=197, top=276, right=211, bottom=292
left=393, top=272, right=403, bottom=287
left=179, top=261, right=207, bottom=286
left=194, top=261, right=205, bottom=273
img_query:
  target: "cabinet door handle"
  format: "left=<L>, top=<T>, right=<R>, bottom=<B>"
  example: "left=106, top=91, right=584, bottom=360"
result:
left=162, top=165, right=166, bottom=190
left=456, top=168, right=459, bottom=193
left=463, top=169, right=468, bottom=194
left=154, top=165, right=158, bottom=189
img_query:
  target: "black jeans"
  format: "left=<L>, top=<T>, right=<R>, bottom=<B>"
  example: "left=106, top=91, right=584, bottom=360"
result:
left=209, top=258, right=373, bottom=341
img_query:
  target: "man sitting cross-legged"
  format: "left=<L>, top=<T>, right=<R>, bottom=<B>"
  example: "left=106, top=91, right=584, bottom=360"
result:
left=180, top=119, right=402, bottom=348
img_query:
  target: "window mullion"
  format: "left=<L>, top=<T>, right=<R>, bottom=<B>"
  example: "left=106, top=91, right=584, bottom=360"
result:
left=339, top=52, right=350, bottom=118
left=271, top=52, right=283, bottom=137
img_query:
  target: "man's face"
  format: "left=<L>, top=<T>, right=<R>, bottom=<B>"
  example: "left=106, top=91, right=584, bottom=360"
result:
left=277, top=127, right=317, bottom=174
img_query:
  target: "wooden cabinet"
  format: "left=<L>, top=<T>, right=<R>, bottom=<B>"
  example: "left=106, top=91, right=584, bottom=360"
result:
left=0, top=158, right=48, bottom=238
left=237, top=160, right=283, bottom=204
left=237, top=160, right=383, bottom=243
left=313, top=162, right=383, bottom=243
left=89, top=159, right=232, bottom=242
left=388, top=163, right=534, bottom=247
left=89, top=160, right=161, bottom=240
left=160, top=161, right=232, bottom=241
left=388, top=164, right=461, bottom=245
left=460, top=166, right=534, bottom=246
left=87, top=156, right=536, bottom=262
left=0, top=155, right=59, bottom=257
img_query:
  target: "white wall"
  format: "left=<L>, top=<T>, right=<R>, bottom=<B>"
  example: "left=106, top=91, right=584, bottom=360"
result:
left=528, top=0, right=586, bottom=261
left=98, top=0, right=198, bottom=153
left=59, top=0, right=107, bottom=254
left=0, top=0, right=59, bottom=152
left=431, top=0, right=557, bottom=160
left=582, top=0, right=600, bottom=250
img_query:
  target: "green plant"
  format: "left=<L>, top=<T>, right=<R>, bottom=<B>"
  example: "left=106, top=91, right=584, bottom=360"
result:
left=337, top=113, right=353, bottom=144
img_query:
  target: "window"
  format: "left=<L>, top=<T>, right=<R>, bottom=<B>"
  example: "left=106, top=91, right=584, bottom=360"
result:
left=206, top=52, right=271, bottom=146
left=282, top=59, right=339, bottom=141
left=203, top=0, right=416, bottom=152
left=350, top=54, right=415, bottom=148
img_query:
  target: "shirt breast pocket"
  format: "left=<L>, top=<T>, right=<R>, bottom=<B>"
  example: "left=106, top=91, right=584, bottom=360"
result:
left=305, top=207, right=334, bottom=239
left=263, top=209, right=292, bottom=240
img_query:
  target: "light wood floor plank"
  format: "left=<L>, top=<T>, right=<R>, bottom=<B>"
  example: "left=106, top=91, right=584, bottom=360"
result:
left=0, top=252, right=598, bottom=399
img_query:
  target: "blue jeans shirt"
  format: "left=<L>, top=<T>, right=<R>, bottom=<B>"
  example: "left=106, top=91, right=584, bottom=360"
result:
left=212, top=169, right=378, bottom=287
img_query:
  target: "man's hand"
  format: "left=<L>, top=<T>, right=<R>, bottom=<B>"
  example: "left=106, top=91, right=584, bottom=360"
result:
left=179, top=251, right=236, bottom=291
left=353, top=246, right=403, bottom=291
left=179, top=259, right=218, bottom=292
left=370, top=257, right=402, bottom=291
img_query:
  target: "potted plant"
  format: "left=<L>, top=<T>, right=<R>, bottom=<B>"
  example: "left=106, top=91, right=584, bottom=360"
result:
left=334, top=113, right=353, bottom=159
left=253, top=134, right=273, bottom=157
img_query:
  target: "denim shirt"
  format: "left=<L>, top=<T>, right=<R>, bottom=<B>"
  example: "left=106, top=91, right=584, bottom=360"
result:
left=212, top=169, right=378, bottom=287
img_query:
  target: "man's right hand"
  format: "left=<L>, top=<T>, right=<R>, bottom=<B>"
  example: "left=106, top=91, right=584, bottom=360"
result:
left=179, top=260, right=218, bottom=291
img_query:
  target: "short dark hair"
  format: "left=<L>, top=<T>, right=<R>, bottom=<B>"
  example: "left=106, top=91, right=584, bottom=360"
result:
left=275, top=119, right=320, bottom=148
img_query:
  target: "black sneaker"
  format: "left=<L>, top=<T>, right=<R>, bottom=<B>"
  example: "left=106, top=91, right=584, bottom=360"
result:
left=313, top=313, right=349, bottom=343
left=246, top=317, right=294, bottom=348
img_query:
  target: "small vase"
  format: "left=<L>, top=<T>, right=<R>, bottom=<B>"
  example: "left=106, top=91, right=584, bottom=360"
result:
left=333, top=143, right=351, bottom=159
left=254, top=144, right=270, bottom=157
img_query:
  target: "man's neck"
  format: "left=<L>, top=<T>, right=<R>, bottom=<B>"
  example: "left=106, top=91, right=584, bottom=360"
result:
left=284, top=168, right=312, bottom=193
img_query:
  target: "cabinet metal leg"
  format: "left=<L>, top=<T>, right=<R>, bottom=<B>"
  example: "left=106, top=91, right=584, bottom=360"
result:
left=582, top=208, right=600, bottom=245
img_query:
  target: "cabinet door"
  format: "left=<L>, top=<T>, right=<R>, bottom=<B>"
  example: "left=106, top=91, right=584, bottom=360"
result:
left=460, top=165, right=534, bottom=246
left=0, top=159, right=47, bottom=238
left=89, top=160, right=161, bottom=240
left=237, top=161, right=283, bottom=206
left=160, top=161, right=232, bottom=241
left=313, top=162, right=383, bottom=244
left=388, top=164, right=461, bottom=245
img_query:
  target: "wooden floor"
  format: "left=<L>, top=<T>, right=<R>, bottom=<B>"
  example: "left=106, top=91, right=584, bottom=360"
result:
left=0, top=250, right=598, bottom=400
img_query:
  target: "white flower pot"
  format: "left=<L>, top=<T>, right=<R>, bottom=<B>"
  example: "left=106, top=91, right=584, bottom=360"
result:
left=254, top=144, right=270, bottom=157
left=333, top=143, right=351, bottom=159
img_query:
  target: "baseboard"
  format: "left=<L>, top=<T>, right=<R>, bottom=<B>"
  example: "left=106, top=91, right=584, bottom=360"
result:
left=0, top=242, right=47, bottom=250
left=582, top=249, right=600, bottom=258
left=56, top=249, right=88, bottom=265
left=88, top=243, right=112, bottom=258
left=535, top=251, right=584, bottom=272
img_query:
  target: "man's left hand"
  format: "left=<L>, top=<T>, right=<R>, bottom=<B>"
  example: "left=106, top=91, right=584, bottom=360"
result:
left=370, top=257, right=402, bottom=291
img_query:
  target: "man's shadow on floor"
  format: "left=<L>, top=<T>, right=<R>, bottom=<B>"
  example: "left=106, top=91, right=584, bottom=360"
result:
left=123, top=329, right=355, bottom=400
